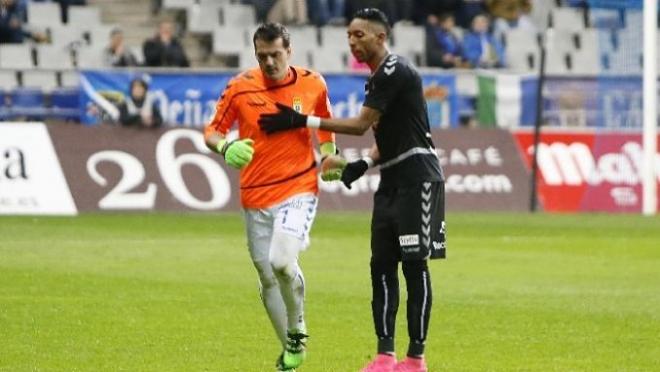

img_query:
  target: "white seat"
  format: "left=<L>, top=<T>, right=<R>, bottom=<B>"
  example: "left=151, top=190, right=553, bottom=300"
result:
left=213, top=27, right=250, bottom=55
left=84, top=24, right=118, bottom=48
left=288, top=26, right=318, bottom=49
left=392, top=24, right=424, bottom=53
left=187, top=1, right=222, bottom=33
left=551, top=8, right=585, bottom=31
left=545, top=48, right=569, bottom=75
left=312, top=48, right=347, bottom=72
left=530, top=0, right=556, bottom=29
left=238, top=49, right=256, bottom=69
left=0, top=45, right=34, bottom=69
left=544, top=29, right=577, bottom=54
left=320, top=26, right=347, bottom=49
left=220, top=4, right=256, bottom=27
left=67, top=5, right=101, bottom=25
left=569, top=48, right=600, bottom=75
left=27, top=2, right=62, bottom=27
left=60, top=70, right=80, bottom=88
left=21, top=70, right=59, bottom=92
left=36, top=45, right=74, bottom=69
left=504, top=29, right=539, bottom=50
left=47, top=25, right=85, bottom=48
left=289, top=46, right=312, bottom=68
left=163, top=0, right=194, bottom=10
left=76, top=47, right=105, bottom=68
left=506, top=47, right=537, bottom=73
left=0, top=70, right=19, bottom=91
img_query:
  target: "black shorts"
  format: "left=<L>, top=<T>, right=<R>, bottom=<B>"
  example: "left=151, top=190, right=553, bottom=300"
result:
left=371, top=181, right=446, bottom=262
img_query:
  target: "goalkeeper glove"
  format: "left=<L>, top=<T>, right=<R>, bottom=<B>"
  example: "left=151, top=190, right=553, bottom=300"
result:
left=217, top=138, right=255, bottom=169
left=341, top=157, right=374, bottom=189
left=258, top=103, right=320, bottom=134
left=319, top=142, right=343, bottom=181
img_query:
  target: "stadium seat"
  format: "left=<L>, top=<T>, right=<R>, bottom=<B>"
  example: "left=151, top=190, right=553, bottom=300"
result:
left=320, top=26, right=348, bottom=49
left=392, top=24, right=425, bottom=65
left=163, top=0, right=195, bottom=10
left=75, top=47, right=105, bottom=68
left=67, top=5, right=101, bottom=26
left=551, top=8, right=586, bottom=31
left=50, top=87, right=80, bottom=121
left=0, top=45, right=35, bottom=69
left=530, top=0, right=557, bottom=29
left=84, top=24, right=118, bottom=48
left=238, top=49, right=256, bottom=70
left=569, top=49, right=600, bottom=75
left=60, top=71, right=80, bottom=88
left=36, top=45, right=74, bottom=69
left=588, top=8, right=624, bottom=28
left=21, top=71, right=59, bottom=93
left=9, top=88, right=47, bottom=119
left=311, top=48, right=347, bottom=72
left=219, top=4, right=256, bottom=27
left=27, top=2, right=63, bottom=27
left=187, top=0, right=222, bottom=33
left=503, top=29, right=539, bottom=50
left=0, top=89, right=8, bottom=120
left=545, top=29, right=578, bottom=54
left=0, top=70, right=19, bottom=91
left=288, top=26, right=319, bottom=50
left=289, top=46, right=312, bottom=68
left=47, top=25, right=86, bottom=49
left=213, top=27, right=250, bottom=56
left=506, top=48, right=538, bottom=73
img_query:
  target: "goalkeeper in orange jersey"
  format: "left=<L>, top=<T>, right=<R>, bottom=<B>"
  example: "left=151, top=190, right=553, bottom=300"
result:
left=204, top=23, right=338, bottom=372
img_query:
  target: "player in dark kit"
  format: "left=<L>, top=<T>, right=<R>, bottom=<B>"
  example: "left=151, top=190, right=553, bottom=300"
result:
left=258, top=8, right=446, bottom=372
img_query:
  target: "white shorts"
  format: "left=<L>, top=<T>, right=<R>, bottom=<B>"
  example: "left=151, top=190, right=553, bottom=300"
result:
left=243, top=193, right=318, bottom=263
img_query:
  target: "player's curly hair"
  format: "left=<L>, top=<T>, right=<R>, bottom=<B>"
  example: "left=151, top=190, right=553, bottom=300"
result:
left=253, top=23, right=291, bottom=48
left=353, top=8, right=391, bottom=36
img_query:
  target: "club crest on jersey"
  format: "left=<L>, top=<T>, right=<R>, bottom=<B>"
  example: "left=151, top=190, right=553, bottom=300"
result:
left=292, top=97, right=303, bottom=113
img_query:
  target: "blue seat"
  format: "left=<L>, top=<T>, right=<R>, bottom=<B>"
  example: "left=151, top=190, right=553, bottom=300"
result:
left=0, top=90, right=9, bottom=120
left=49, top=87, right=81, bottom=121
left=10, top=88, right=48, bottom=119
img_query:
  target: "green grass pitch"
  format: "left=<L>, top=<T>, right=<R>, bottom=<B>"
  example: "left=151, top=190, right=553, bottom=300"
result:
left=1, top=212, right=659, bottom=371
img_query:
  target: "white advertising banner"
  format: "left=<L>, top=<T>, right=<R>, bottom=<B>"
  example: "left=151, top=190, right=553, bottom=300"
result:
left=0, top=123, right=78, bottom=215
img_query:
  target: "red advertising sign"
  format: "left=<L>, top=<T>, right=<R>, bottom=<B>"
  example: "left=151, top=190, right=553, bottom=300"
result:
left=514, top=131, right=660, bottom=212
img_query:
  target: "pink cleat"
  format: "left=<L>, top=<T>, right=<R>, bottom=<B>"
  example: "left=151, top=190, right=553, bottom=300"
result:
left=393, top=357, right=427, bottom=372
left=361, top=353, right=397, bottom=372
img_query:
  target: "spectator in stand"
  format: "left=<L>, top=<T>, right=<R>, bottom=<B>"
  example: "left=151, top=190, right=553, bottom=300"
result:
left=103, top=27, right=139, bottom=67
left=1, top=0, right=46, bottom=43
left=308, top=0, right=346, bottom=25
left=117, top=77, right=162, bottom=128
left=486, top=0, right=536, bottom=42
left=412, top=0, right=463, bottom=25
left=267, top=0, right=308, bottom=25
left=456, top=0, right=485, bottom=29
left=425, top=12, right=465, bottom=69
left=462, top=13, right=505, bottom=68
left=143, top=20, right=189, bottom=67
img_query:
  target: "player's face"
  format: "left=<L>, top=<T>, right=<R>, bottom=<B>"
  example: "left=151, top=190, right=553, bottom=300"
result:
left=347, top=18, right=384, bottom=63
left=254, top=37, right=291, bottom=81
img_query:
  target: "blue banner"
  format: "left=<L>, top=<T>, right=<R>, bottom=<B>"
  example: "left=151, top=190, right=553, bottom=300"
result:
left=80, top=70, right=458, bottom=128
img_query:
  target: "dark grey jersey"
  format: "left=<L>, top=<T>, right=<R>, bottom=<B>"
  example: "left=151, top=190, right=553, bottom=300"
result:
left=363, top=54, right=444, bottom=187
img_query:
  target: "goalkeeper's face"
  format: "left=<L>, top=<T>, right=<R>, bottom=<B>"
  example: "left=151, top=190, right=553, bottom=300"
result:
left=254, top=37, right=291, bottom=81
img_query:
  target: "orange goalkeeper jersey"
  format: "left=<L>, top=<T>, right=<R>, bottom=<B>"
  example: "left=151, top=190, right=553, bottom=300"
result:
left=204, top=66, right=335, bottom=209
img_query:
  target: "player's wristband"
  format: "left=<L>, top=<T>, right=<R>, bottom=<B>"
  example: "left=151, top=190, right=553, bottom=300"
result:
left=362, top=156, right=375, bottom=168
left=216, top=138, right=229, bottom=155
left=306, top=116, right=321, bottom=128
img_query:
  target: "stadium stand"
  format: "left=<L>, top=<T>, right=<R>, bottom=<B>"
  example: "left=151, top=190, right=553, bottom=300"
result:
left=0, top=0, right=656, bottom=126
